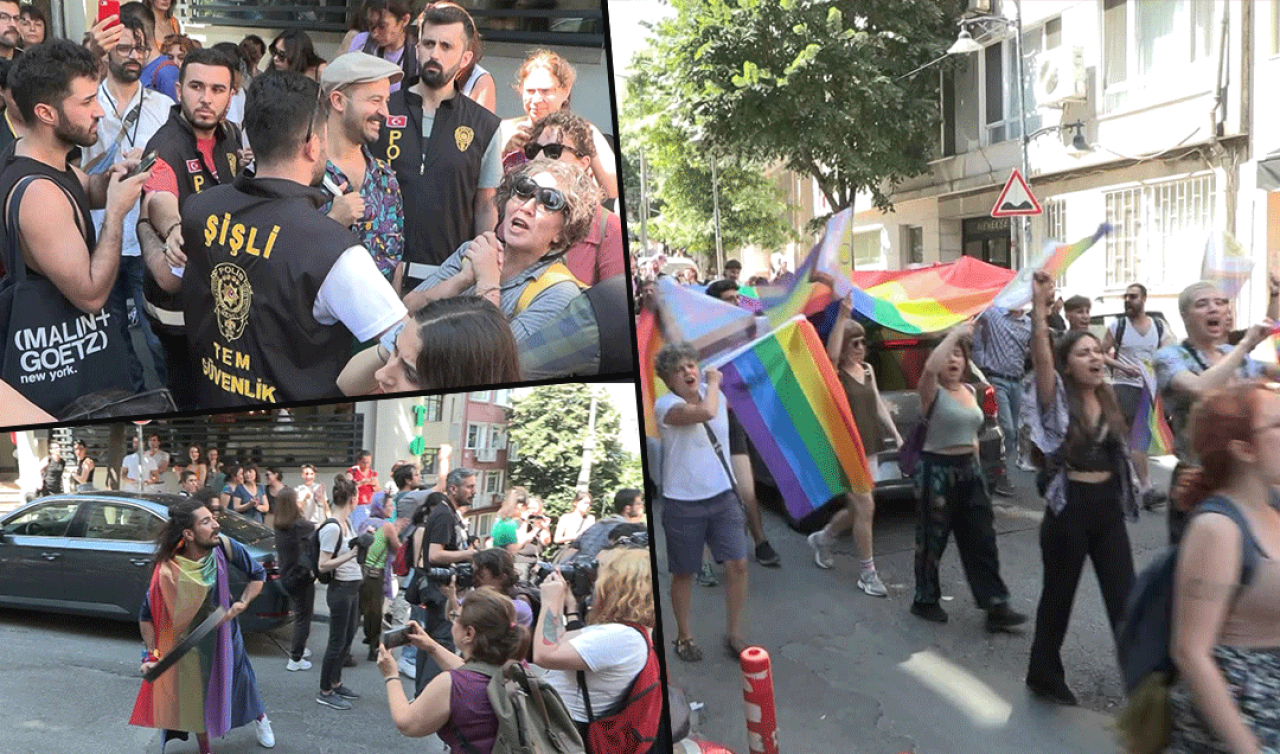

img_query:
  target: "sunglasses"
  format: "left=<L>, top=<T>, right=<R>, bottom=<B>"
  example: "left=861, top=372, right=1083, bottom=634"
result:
left=271, top=48, right=288, bottom=61
left=512, top=175, right=567, bottom=212
left=523, top=142, right=583, bottom=161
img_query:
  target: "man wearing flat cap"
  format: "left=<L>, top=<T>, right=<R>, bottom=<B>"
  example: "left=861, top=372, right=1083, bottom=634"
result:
left=319, top=52, right=406, bottom=288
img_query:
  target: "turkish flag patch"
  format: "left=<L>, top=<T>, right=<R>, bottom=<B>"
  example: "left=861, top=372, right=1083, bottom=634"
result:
left=386, top=115, right=407, bottom=128
left=186, top=159, right=202, bottom=174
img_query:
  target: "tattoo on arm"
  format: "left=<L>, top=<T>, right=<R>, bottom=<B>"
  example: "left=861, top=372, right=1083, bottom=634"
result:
left=540, top=609, right=560, bottom=647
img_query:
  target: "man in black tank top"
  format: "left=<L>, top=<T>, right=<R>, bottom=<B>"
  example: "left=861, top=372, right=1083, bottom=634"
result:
left=0, top=41, right=150, bottom=412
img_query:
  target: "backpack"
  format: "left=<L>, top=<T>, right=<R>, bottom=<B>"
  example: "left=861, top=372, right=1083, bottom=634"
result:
left=311, top=518, right=342, bottom=585
left=451, top=661, right=586, bottom=754
left=576, top=624, right=662, bottom=754
left=515, top=262, right=587, bottom=315
left=391, top=523, right=417, bottom=577
left=1112, top=315, right=1164, bottom=357
left=1113, top=497, right=1260, bottom=754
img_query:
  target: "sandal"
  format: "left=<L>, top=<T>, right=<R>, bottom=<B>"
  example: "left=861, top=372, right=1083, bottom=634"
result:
left=725, top=634, right=749, bottom=659
left=673, top=637, right=703, bottom=662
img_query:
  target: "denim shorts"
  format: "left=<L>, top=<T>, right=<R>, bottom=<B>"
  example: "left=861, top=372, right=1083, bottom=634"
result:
left=661, top=489, right=748, bottom=575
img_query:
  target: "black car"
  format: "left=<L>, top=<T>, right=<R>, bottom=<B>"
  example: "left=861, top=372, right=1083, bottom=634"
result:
left=0, top=492, right=289, bottom=632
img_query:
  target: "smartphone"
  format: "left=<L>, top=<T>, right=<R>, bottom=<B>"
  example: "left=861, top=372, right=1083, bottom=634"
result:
left=382, top=625, right=412, bottom=649
left=127, top=151, right=158, bottom=179
left=98, top=0, right=120, bottom=24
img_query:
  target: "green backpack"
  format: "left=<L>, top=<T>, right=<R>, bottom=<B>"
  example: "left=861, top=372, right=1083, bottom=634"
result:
left=451, top=661, right=586, bottom=754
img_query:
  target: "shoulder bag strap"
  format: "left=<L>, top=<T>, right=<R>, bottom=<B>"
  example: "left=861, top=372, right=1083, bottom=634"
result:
left=1114, top=315, right=1126, bottom=349
left=576, top=669, right=595, bottom=723
left=701, top=421, right=735, bottom=489
left=3, top=174, right=38, bottom=284
left=1181, top=339, right=1211, bottom=372
left=1197, top=497, right=1262, bottom=585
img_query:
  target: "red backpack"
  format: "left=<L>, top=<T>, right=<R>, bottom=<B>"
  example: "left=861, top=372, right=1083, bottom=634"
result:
left=575, top=624, right=662, bottom=754
left=391, top=523, right=417, bottom=577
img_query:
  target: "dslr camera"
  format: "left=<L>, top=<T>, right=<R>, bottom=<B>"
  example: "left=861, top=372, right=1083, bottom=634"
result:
left=421, top=562, right=474, bottom=590
left=534, top=559, right=598, bottom=599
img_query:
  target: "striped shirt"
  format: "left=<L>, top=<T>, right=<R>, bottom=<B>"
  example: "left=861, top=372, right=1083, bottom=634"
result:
left=973, top=307, right=1031, bottom=379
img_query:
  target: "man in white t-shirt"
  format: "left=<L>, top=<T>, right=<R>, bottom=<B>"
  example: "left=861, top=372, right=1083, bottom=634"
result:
left=652, top=341, right=749, bottom=664
left=142, top=433, right=170, bottom=493
left=120, top=436, right=157, bottom=493
left=1101, top=282, right=1176, bottom=509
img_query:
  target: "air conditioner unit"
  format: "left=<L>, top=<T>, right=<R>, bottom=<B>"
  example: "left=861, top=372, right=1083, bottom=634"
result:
left=1034, top=46, right=1087, bottom=107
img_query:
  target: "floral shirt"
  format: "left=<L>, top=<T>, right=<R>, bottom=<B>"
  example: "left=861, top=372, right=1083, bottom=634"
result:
left=1155, top=342, right=1265, bottom=464
left=321, top=145, right=404, bottom=281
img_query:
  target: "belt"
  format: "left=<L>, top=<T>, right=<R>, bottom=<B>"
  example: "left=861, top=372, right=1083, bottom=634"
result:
left=404, top=262, right=440, bottom=281
left=143, top=299, right=185, bottom=327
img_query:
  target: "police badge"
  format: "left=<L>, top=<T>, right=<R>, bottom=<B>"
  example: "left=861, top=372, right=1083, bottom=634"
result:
left=211, top=263, right=252, bottom=341
left=455, top=126, right=474, bottom=152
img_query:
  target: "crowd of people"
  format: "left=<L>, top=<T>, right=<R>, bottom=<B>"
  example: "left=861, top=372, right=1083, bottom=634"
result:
left=0, top=1, right=630, bottom=422
left=649, top=256, right=1280, bottom=752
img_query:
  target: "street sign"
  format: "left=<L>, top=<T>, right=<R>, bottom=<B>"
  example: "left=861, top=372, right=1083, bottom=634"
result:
left=991, top=169, right=1042, bottom=217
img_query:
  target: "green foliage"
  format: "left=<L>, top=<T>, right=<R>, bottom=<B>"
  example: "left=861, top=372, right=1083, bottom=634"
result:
left=506, top=385, right=635, bottom=519
left=637, top=0, right=961, bottom=221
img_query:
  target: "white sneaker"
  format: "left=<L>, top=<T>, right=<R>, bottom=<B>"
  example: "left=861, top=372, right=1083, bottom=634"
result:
left=807, top=530, right=833, bottom=569
left=302, top=648, right=312, bottom=659
left=858, top=570, right=888, bottom=597
left=256, top=716, right=275, bottom=748
left=398, top=658, right=417, bottom=679
left=285, top=658, right=312, bottom=671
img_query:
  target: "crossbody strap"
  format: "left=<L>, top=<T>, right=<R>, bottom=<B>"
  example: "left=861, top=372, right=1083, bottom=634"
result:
left=1181, top=339, right=1211, bottom=373
left=702, top=421, right=735, bottom=488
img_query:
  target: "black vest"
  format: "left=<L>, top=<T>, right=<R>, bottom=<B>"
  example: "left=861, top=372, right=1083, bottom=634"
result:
left=374, top=79, right=499, bottom=269
left=141, top=107, right=242, bottom=335
left=361, top=34, right=418, bottom=89
left=0, top=154, right=97, bottom=251
left=182, top=174, right=355, bottom=408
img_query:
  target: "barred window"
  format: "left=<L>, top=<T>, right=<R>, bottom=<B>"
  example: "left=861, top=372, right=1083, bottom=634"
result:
left=1103, top=173, right=1214, bottom=289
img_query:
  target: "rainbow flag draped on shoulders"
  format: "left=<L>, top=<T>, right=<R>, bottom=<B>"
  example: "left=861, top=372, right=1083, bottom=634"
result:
left=715, top=317, right=872, bottom=522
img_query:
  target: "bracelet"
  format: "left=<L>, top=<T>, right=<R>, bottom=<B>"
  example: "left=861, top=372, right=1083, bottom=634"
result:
left=142, top=648, right=161, bottom=663
left=164, top=222, right=181, bottom=238
left=385, top=676, right=399, bottom=684
left=476, top=285, right=500, bottom=298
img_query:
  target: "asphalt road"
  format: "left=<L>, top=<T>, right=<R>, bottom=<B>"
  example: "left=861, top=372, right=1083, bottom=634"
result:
left=0, top=600, right=435, bottom=754
left=658, top=461, right=1177, bottom=754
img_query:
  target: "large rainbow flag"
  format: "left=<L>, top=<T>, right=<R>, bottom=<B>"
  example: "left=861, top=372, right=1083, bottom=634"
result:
left=992, top=224, right=1112, bottom=309
left=715, top=317, right=873, bottom=522
left=842, top=256, right=1017, bottom=334
left=638, top=307, right=664, bottom=439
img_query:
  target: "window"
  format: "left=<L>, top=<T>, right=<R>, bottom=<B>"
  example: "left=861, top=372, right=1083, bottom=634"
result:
left=1102, top=0, right=1217, bottom=111
left=904, top=225, right=924, bottom=265
left=3, top=502, right=79, bottom=537
left=1104, top=174, right=1214, bottom=289
left=851, top=228, right=883, bottom=268
left=484, top=471, right=503, bottom=495
left=466, top=424, right=484, bottom=450
left=492, top=389, right=512, bottom=407
left=84, top=503, right=163, bottom=541
left=1043, top=199, right=1068, bottom=285
left=470, top=391, right=491, bottom=403
left=421, top=395, right=443, bottom=423
left=943, top=24, right=1049, bottom=154
left=489, top=426, right=504, bottom=451
left=420, top=448, right=440, bottom=476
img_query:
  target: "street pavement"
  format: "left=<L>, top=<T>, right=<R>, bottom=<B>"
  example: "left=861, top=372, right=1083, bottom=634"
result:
left=658, top=461, right=1177, bottom=754
left=0, top=597, right=429, bottom=754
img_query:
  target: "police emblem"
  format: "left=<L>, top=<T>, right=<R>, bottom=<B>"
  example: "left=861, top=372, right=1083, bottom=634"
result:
left=211, top=263, right=252, bottom=341
left=228, top=153, right=238, bottom=176
left=455, top=126, right=474, bottom=152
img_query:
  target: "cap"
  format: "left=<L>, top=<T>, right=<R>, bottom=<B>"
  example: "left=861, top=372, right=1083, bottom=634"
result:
left=321, top=52, right=404, bottom=94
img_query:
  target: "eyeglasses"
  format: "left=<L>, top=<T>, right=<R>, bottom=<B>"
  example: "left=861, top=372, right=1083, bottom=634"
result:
left=512, top=174, right=567, bottom=212
left=271, top=47, right=288, bottom=61
left=0, top=13, right=16, bottom=23
left=523, top=142, right=584, bottom=161
left=114, top=44, right=146, bottom=59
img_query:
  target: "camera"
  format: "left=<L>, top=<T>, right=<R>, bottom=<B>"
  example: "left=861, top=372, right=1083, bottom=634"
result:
left=422, top=562, right=473, bottom=590
left=382, top=624, right=411, bottom=649
left=534, top=559, right=597, bottom=598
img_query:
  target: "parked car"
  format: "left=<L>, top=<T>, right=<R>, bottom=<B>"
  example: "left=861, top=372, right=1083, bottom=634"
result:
left=0, top=492, right=289, bottom=632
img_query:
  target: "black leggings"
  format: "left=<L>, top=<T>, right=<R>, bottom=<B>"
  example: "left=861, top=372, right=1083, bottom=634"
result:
left=286, top=580, right=315, bottom=662
left=1027, top=476, right=1135, bottom=687
left=321, top=579, right=360, bottom=692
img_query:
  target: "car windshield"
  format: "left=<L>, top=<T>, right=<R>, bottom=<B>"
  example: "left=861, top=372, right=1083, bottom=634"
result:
left=213, top=509, right=274, bottom=549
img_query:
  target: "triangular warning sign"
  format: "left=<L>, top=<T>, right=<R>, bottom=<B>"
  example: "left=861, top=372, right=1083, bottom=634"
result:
left=991, top=169, right=1042, bottom=217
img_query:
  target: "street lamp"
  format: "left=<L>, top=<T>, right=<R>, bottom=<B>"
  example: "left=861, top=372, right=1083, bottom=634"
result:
left=947, top=0, right=1030, bottom=270
left=689, top=128, right=724, bottom=275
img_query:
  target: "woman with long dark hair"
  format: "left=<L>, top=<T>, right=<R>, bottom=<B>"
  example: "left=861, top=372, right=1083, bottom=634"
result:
left=317, top=477, right=363, bottom=710
left=268, top=29, right=326, bottom=81
left=1023, top=270, right=1137, bottom=705
left=273, top=487, right=316, bottom=672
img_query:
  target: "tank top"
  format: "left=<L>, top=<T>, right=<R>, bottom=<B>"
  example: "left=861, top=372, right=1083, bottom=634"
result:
left=839, top=365, right=887, bottom=456
left=42, top=457, right=65, bottom=493
left=923, top=385, right=983, bottom=452
left=438, top=668, right=499, bottom=754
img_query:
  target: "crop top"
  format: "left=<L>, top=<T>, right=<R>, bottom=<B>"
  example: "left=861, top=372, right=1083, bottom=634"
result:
left=1063, top=421, right=1121, bottom=473
left=923, top=385, right=984, bottom=452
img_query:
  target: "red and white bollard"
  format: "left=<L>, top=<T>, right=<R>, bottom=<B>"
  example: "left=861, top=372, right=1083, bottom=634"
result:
left=739, top=646, right=779, bottom=754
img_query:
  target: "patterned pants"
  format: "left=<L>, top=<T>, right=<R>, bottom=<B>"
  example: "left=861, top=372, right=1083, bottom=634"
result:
left=913, top=452, right=1009, bottom=609
left=1168, top=645, right=1280, bottom=753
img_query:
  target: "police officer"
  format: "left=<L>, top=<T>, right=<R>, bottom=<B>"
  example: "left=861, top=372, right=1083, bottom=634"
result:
left=182, top=70, right=406, bottom=408
left=374, top=3, right=501, bottom=293
left=139, top=47, right=242, bottom=410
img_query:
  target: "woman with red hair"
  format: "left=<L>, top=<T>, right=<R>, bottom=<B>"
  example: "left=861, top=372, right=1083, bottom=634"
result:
left=1165, top=382, right=1280, bottom=754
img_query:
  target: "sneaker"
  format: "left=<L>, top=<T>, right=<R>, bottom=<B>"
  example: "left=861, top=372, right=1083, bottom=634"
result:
left=285, top=658, right=312, bottom=671
left=398, top=658, right=417, bottom=680
left=1016, top=460, right=1037, bottom=472
left=985, top=602, right=1029, bottom=633
left=910, top=601, right=948, bottom=623
left=992, top=483, right=1017, bottom=498
left=316, top=692, right=351, bottom=710
left=696, top=563, right=719, bottom=587
left=332, top=684, right=360, bottom=699
left=858, top=570, right=888, bottom=597
left=1142, top=489, right=1166, bottom=511
left=255, top=716, right=275, bottom=748
left=754, top=541, right=781, bottom=567
left=303, top=648, right=312, bottom=659
left=807, top=530, right=833, bottom=569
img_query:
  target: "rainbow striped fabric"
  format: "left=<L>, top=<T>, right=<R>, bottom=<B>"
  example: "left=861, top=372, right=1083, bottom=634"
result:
left=1202, top=230, right=1254, bottom=299
left=843, top=256, right=1016, bottom=334
left=1129, top=379, right=1176, bottom=456
left=992, top=224, right=1111, bottom=309
left=716, top=317, right=873, bottom=522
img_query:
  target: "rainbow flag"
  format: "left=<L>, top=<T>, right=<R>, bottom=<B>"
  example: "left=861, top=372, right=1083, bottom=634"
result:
left=638, top=307, right=664, bottom=439
left=1129, top=380, right=1175, bottom=456
left=1202, top=230, right=1253, bottom=299
left=715, top=317, right=873, bottom=522
left=842, top=256, right=1017, bottom=334
left=992, top=224, right=1111, bottom=309
left=656, top=276, right=760, bottom=360
left=755, top=240, right=836, bottom=328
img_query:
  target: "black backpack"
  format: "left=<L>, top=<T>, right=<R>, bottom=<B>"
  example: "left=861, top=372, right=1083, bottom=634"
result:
left=1113, top=315, right=1164, bottom=355
left=311, top=518, right=341, bottom=585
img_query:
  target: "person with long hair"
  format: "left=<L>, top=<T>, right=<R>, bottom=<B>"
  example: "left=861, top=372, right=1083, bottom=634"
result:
left=263, top=467, right=287, bottom=528
left=471, top=547, right=533, bottom=628
left=130, top=500, right=275, bottom=749
left=228, top=464, right=268, bottom=523
left=146, top=0, right=179, bottom=55
left=1163, top=383, right=1280, bottom=753
left=554, top=491, right=596, bottom=546
left=268, top=29, right=326, bottom=81
left=273, top=487, right=316, bottom=672
left=1023, top=270, right=1137, bottom=705
left=377, top=588, right=526, bottom=753
left=910, top=321, right=1026, bottom=632
left=345, top=0, right=416, bottom=93
left=205, top=448, right=224, bottom=496
left=178, top=445, right=207, bottom=489
left=809, top=293, right=902, bottom=596
left=535, top=548, right=657, bottom=743
left=317, top=477, right=364, bottom=710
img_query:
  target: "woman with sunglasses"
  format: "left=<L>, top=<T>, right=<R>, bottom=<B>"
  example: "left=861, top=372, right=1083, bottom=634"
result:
left=522, top=110, right=623, bottom=286
left=498, top=49, right=618, bottom=207
left=807, top=294, right=901, bottom=596
left=269, top=29, right=327, bottom=82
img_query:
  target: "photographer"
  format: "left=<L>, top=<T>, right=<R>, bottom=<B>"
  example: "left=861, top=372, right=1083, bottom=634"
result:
left=413, top=468, right=477, bottom=695
left=317, top=477, right=364, bottom=711
left=513, top=495, right=551, bottom=580
left=534, top=548, right=657, bottom=749
left=471, top=547, right=534, bottom=629
left=560, top=488, right=644, bottom=563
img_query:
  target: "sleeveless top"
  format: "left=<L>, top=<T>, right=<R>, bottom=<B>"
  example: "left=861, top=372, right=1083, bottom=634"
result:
left=42, top=457, right=65, bottom=493
left=439, top=668, right=499, bottom=754
left=839, top=366, right=887, bottom=456
left=923, top=385, right=983, bottom=452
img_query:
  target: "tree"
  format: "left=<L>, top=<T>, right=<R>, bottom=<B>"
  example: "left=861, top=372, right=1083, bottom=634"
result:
left=506, top=385, right=637, bottom=519
left=646, top=0, right=960, bottom=225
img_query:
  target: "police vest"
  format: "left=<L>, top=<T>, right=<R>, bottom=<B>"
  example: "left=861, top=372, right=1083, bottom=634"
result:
left=362, top=34, right=418, bottom=89
left=181, top=174, right=354, bottom=408
left=141, top=108, right=243, bottom=336
left=374, top=79, right=499, bottom=271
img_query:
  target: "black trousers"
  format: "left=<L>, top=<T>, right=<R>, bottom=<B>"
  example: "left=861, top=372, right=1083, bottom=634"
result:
left=286, top=580, right=315, bottom=662
left=320, top=579, right=360, bottom=692
left=1027, top=476, right=1135, bottom=687
left=413, top=596, right=456, bottom=696
left=156, top=330, right=196, bottom=411
left=359, top=567, right=385, bottom=649
left=913, top=453, right=1009, bottom=609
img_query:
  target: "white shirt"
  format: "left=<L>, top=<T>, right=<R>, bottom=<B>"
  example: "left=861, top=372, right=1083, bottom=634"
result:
left=313, top=246, right=407, bottom=341
left=543, top=624, right=649, bottom=723
left=143, top=450, right=169, bottom=492
left=121, top=452, right=158, bottom=492
left=654, top=384, right=734, bottom=501
left=1108, top=316, right=1164, bottom=388
left=297, top=482, right=328, bottom=525
left=82, top=82, right=175, bottom=257
left=318, top=518, right=362, bottom=582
